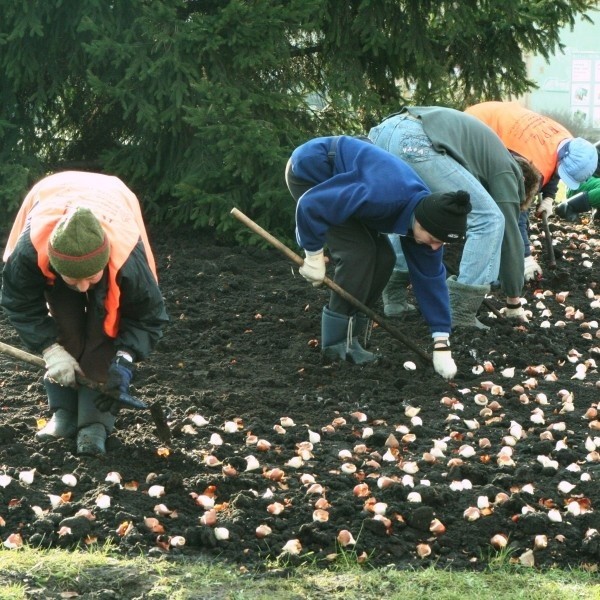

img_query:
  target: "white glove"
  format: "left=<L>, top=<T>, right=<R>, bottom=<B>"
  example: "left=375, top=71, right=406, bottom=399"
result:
left=523, top=255, right=542, bottom=281
left=42, top=343, right=84, bottom=387
left=432, top=340, right=457, bottom=380
left=501, top=304, right=529, bottom=323
left=299, top=250, right=326, bottom=287
left=536, top=196, right=554, bottom=217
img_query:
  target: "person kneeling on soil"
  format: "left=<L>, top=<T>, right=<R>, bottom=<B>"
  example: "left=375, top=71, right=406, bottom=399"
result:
left=556, top=173, right=600, bottom=223
left=285, top=135, right=471, bottom=380
left=1, top=171, right=169, bottom=456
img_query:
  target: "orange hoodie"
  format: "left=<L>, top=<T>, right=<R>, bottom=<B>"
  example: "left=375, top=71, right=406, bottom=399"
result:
left=465, top=101, right=571, bottom=187
left=4, top=171, right=157, bottom=338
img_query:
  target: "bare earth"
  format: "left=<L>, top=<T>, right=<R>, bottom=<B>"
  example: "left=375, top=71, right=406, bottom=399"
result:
left=0, top=215, right=599, bottom=571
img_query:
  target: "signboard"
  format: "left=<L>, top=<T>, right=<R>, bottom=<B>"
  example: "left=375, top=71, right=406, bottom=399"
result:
left=571, top=54, right=600, bottom=128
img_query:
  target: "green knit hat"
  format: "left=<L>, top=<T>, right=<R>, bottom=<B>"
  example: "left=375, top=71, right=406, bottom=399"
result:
left=48, top=207, right=110, bottom=279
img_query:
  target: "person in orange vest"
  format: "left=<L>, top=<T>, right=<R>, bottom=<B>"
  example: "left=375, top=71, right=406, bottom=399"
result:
left=465, top=101, right=598, bottom=280
left=1, top=172, right=169, bottom=455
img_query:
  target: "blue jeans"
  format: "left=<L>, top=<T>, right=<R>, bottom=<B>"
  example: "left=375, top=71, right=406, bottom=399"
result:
left=369, top=116, right=505, bottom=286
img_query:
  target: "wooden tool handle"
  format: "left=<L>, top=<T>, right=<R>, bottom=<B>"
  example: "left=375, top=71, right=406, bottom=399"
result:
left=230, top=208, right=432, bottom=363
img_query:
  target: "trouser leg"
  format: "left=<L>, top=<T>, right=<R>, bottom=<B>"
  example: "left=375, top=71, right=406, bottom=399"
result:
left=326, top=218, right=395, bottom=314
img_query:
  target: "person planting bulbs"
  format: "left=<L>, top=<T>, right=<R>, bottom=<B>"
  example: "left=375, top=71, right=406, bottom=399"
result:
left=369, top=106, right=537, bottom=327
left=465, top=101, right=598, bottom=278
left=285, top=135, right=471, bottom=380
left=1, top=171, right=169, bottom=455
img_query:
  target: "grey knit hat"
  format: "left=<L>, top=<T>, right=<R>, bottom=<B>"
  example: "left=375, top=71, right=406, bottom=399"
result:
left=414, top=190, right=471, bottom=243
left=48, top=207, right=110, bottom=278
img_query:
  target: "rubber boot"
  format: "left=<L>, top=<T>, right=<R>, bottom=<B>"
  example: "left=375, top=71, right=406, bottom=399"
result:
left=555, top=192, right=590, bottom=222
left=77, top=423, right=107, bottom=456
left=447, top=275, right=490, bottom=330
left=36, top=408, right=77, bottom=441
left=382, top=271, right=417, bottom=318
left=349, top=313, right=377, bottom=365
left=321, top=307, right=377, bottom=364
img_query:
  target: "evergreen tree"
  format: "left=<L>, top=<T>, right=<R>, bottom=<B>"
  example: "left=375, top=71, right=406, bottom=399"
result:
left=0, top=0, right=596, bottom=239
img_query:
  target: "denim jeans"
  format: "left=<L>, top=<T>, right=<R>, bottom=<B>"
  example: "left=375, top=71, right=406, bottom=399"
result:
left=369, top=116, right=505, bottom=286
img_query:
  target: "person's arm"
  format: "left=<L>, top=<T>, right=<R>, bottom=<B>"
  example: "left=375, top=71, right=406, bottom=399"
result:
left=496, top=201, right=524, bottom=299
left=399, top=237, right=451, bottom=335
left=114, top=242, right=169, bottom=361
left=1, top=236, right=59, bottom=352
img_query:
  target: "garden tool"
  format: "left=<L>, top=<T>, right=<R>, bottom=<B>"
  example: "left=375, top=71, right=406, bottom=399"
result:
left=230, top=208, right=432, bottom=364
left=540, top=203, right=556, bottom=269
left=0, top=341, right=171, bottom=443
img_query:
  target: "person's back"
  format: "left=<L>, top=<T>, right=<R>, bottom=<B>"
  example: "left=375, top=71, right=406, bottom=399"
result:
left=465, top=101, right=572, bottom=186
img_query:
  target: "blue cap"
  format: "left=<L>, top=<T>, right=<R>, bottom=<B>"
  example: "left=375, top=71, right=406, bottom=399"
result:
left=557, top=138, right=598, bottom=190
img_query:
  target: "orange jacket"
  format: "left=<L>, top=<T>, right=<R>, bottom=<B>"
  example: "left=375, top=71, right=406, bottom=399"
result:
left=465, top=102, right=571, bottom=187
left=4, top=171, right=158, bottom=338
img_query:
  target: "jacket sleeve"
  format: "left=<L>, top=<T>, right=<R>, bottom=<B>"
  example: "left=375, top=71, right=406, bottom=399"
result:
left=114, top=241, right=169, bottom=361
left=400, top=237, right=451, bottom=335
left=496, top=201, right=524, bottom=297
left=540, top=172, right=559, bottom=199
left=0, top=235, right=60, bottom=352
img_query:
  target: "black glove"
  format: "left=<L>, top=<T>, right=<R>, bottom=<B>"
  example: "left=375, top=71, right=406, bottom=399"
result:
left=94, top=353, right=136, bottom=415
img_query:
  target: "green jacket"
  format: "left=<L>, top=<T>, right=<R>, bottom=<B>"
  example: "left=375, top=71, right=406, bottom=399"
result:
left=567, top=176, right=600, bottom=209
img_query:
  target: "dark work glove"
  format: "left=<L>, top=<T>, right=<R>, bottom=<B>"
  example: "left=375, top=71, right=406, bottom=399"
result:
left=106, top=354, right=135, bottom=395
left=94, top=354, right=136, bottom=415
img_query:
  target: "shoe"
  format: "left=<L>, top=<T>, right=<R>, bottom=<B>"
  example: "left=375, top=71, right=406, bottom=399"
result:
left=36, top=409, right=77, bottom=441
left=382, top=271, right=417, bottom=318
left=77, top=423, right=107, bottom=456
left=320, top=306, right=377, bottom=364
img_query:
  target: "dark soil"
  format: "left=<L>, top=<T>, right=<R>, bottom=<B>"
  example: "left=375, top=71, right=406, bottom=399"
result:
left=1, top=215, right=599, bottom=572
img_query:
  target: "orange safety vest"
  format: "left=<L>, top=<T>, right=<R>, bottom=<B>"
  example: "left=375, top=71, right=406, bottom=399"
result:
left=3, top=171, right=158, bottom=338
left=465, top=102, right=572, bottom=187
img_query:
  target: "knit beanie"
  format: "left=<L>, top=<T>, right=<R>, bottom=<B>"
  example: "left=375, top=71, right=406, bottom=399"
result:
left=48, top=207, right=110, bottom=279
left=413, top=190, right=471, bottom=243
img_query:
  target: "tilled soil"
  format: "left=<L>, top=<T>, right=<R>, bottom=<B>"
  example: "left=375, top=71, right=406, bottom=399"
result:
left=0, top=215, right=599, bottom=572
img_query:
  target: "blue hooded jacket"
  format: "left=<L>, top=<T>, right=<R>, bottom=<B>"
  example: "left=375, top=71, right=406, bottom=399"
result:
left=290, top=135, right=451, bottom=335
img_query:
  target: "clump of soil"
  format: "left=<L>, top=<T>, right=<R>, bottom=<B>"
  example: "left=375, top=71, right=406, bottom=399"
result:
left=1, top=215, right=599, bottom=571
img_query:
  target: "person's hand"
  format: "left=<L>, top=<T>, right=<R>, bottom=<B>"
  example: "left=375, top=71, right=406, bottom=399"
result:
left=536, top=196, right=554, bottom=217
left=432, top=339, right=457, bottom=380
left=523, top=255, right=542, bottom=281
left=94, top=353, right=136, bottom=414
left=299, top=250, right=326, bottom=287
left=42, top=343, right=84, bottom=387
left=501, top=304, right=529, bottom=323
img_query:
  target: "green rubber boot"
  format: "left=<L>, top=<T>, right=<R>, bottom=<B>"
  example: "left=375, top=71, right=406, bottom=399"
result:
left=350, top=313, right=378, bottom=365
left=77, top=423, right=107, bottom=456
left=321, top=306, right=377, bottom=364
left=447, top=275, right=490, bottom=330
left=382, top=271, right=417, bottom=318
left=36, top=408, right=77, bottom=441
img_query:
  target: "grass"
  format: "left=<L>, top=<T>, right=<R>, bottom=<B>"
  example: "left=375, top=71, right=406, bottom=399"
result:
left=0, top=545, right=599, bottom=600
